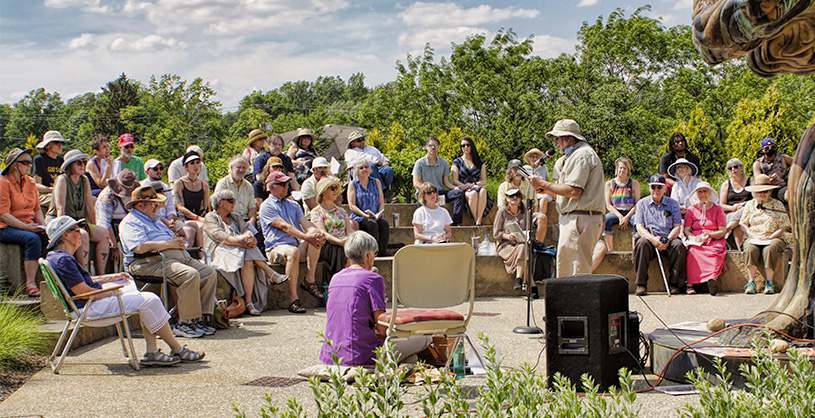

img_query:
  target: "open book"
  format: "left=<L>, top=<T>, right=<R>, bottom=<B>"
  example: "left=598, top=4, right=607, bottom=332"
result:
left=505, top=221, right=527, bottom=241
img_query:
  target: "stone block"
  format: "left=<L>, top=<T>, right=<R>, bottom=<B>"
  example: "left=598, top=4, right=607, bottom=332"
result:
left=0, top=242, right=25, bottom=294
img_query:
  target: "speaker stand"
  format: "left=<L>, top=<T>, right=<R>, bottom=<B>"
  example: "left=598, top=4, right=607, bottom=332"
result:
left=514, top=198, right=542, bottom=335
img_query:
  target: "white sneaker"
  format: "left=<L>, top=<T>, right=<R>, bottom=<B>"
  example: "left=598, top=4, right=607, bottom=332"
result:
left=193, top=319, right=216, bottom=336
left=173, top=322, right=203, bottom=338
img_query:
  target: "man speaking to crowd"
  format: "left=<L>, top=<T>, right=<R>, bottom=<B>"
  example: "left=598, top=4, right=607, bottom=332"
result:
left=529, top=119, right=605, bottom=277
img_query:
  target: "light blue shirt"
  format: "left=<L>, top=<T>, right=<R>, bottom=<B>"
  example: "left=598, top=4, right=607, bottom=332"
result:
left=633, top=195, right=682, bottom=238
left=259, top=195, right=303, bottom=249
left=119, top=209, right=175, bottom=266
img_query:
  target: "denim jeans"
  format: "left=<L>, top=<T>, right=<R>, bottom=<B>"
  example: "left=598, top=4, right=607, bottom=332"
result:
left=0, top=226, right=47, bottom=260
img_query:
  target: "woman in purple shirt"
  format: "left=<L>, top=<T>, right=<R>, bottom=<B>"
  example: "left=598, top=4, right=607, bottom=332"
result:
left=320, top=231, right=430, bottom=366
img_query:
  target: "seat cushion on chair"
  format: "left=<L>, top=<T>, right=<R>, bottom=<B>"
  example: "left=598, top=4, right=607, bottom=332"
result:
left=378, top=309, right=464, bottom=325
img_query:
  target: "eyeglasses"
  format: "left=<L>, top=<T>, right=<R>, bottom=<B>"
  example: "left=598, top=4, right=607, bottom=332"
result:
left=150, top=166, right=164, bottom=171
left=426, top=143, right=438, bottom=148
left=650, top=185, right=664, bottom=190
left=460, top=143, right=471, bottom=148
left=123, top=144, right=134, bottom=149
left=223, top=198, right=235, bottom=203
left=727, top=165, right=741, bottom=170
left=16, top=160, right=32, bottom=166
left=328, top=185, right=339, bottom=192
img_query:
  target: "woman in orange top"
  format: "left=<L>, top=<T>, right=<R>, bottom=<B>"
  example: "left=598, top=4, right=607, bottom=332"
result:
left=0, top=148, right=48, bottom=297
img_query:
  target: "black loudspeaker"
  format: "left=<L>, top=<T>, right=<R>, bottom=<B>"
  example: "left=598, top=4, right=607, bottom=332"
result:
left=544, top=274, right=637, bottom=391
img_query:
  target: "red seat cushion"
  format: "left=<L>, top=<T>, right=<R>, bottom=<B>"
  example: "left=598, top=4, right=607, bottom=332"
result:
left=378, top=309, right=464, bottom=325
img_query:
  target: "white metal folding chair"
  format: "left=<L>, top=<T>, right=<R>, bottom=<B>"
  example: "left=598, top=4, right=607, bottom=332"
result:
left=378, top=243, right=486, bottom=369
left=39, top=258, right=140, bottom=373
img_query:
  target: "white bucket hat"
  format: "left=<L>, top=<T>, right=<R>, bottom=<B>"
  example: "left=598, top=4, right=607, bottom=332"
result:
left=690, top=181, right=717, bottom=197
left=667, top=158, right=699, bottom=177
left=36, top=131, right=67, bottom=151
left=310, top=157, right=330, bottom=172
left=46, top=216, right=85, bottom=249
left=60, top=149, right=91, bottom=173
left=545, top=119, right=584, bottom=141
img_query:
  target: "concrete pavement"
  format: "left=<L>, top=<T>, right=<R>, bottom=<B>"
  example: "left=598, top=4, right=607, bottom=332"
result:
left=0, top=292, right=776, bottom=418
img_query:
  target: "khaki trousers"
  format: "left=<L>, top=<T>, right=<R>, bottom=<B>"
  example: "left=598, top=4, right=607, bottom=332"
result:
left=556, top=213, right=603, bottom=277
left=744, top=238, right=786, bottom=271
left=128, top=249, right=217, bottom=321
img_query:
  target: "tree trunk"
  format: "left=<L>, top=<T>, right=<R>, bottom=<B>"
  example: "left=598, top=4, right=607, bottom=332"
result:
left=720, top=125, right=815, bottom=345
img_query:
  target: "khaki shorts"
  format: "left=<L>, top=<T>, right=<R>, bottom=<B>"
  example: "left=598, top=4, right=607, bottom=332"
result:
left=266, top=242, right=307, bottom=265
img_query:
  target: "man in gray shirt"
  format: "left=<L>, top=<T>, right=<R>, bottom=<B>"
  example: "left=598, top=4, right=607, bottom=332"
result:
left=411, top=136, right=466, bottom=224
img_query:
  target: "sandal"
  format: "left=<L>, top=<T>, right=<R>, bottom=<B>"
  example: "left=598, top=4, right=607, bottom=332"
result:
left=246, top=303, right=261, bottom=316
left=171, top=346, right=205, bottom=362
left=686, top=287, right=696, bottom=295
left=26, top=285, right=41, bottom=298
left=141, top=349, right=180, bottom=367
left=300, top=281, right=324, bottom=299
left=270, top=271, right=289, bottom=285
left=288, top=299, right=306, bottom=314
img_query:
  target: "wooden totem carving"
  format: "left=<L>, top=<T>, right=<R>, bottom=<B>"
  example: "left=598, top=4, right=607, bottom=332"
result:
left=693, top=0, right=815, bottom=343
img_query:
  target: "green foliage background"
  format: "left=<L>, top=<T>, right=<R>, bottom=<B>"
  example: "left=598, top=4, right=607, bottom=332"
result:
left=1, top=6, right=813, bottom=193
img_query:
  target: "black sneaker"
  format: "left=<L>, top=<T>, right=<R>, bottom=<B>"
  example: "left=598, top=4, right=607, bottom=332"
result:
left=513, top=277, right=523, bottom=290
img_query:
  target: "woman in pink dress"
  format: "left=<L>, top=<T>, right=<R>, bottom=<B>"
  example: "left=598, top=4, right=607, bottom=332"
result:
left=683, top=182, right=727, bottom=295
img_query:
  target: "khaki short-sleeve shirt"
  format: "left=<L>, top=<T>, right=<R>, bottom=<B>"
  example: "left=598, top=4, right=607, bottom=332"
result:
left=553, top=141, right=605, bottom=215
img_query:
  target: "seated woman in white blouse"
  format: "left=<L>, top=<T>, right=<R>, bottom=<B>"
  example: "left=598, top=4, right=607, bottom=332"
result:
left=412, top=182, right=452, bottom=244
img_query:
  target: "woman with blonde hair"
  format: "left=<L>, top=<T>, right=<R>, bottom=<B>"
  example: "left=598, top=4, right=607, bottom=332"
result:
left=719, top=158, right=752, bottom=250
left=412, top=182, right=452, bottom=244
left=311, top=176, right=353, bottom=287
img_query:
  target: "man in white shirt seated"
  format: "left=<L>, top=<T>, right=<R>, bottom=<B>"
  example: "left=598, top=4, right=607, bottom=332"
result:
left=344, top=131, right=394, bottom=200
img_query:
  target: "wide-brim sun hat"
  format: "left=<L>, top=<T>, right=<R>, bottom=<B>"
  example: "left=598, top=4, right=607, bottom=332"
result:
left=36, top=131, right=67, bottom=151
left=745, top=173, right=781, bottom=192
left=125, top=185, right=167, bottom=210
left=507, top=159, right=523, bottom=169
left=690, top=181, right=717, bottom=198
left=294, top=128, right=315, bottom=141
left=107, top=168, right=139, bottom=198
left=316, top=176, right=343, bottom=201
left=60, top=149, right=91, bottom=173
left=524, top=148, right=543, bottom=164
left=545, top=119, right=585, bottom=141
left=46, top=216, right=85, bottom=249
left=311, top=157, right=330, bottom=171
left=2, top=148, right=33, bottom=175
left=347, top=130, right=365, bottom=143
left=504, top=186, right=522, bottom=197
left=667, top=157, right=699, bottom=177
left=247, top=129, right=268, bottom=147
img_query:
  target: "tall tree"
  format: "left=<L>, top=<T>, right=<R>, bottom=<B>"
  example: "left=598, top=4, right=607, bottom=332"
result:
left=95, top=73, right=142, bottom=137
left=4, top=88, right=64, bottom=148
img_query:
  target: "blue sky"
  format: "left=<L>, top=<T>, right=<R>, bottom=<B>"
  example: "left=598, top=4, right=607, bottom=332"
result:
left=0, top=0, right=693, bottom=110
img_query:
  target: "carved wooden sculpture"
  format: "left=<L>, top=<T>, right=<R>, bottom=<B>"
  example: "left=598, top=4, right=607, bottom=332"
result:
left=693, top=0, right=815, bottom=343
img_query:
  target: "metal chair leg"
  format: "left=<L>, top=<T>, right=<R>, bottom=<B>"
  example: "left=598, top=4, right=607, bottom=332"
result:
left=48, top=320, right=72, bottom=370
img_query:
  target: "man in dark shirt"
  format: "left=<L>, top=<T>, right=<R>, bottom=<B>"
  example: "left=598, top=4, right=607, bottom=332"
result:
left=657, top=132, right=702, bottom=186
left=253, top=133, right=299, bottom=191
left=33, top=130, right=67, bottom=211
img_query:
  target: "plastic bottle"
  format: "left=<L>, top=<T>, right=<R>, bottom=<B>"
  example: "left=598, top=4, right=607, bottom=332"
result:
left=452, top=342, right=466, bottom=377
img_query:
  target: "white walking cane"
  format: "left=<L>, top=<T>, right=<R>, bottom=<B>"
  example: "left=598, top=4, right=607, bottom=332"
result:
left=649, top=226, right=672, bottom=297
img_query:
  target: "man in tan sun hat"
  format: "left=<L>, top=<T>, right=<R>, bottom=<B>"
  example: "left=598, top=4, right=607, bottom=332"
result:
left=529, top=119, right=605, bottom=276
left=118, top=185, right=218, bottom=338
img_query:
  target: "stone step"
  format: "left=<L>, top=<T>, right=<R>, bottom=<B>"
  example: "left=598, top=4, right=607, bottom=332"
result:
left=0, top=298, right=41, bottom=315
left=347, top=199, right=560, bottom=227
left=388, top=224, right=560, bottom=248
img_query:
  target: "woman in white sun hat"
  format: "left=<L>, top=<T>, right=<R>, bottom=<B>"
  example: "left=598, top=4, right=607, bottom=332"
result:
left=683, top=181, right=727, bottom=295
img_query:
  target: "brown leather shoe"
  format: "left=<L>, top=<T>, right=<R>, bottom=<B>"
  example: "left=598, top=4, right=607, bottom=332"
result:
left=300, top=281, right=324, bottom=299
left=635, top=286, right=647, bottom=296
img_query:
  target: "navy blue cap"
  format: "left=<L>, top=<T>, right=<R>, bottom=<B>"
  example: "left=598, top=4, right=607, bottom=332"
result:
left=648, top=174, right=666, bottom=185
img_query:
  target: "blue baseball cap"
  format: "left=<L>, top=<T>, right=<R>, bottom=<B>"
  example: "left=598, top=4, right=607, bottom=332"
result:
left=648, top=174, right=667, bottom=186
left=760, top=137, right=775, bottom=147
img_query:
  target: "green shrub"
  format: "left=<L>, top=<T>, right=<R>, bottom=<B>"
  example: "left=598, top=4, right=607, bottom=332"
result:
left=0, top=302, right=48, bottom=366
left=679, top=338, right=815, bottom=418
left=233, top=333, right=640, bottom=418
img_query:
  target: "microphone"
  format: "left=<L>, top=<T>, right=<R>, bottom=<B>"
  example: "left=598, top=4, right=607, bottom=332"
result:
left=542, top=149, right=555, bottom=159
left=757, top=203, right=786, bottom=213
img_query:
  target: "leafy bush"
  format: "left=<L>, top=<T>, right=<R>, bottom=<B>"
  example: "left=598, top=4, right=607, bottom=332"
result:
left=679, top=339, right=815, bottom=418
left=232, top=334, right=640, bottom=418
left=0, top=302, right=48, bottom=366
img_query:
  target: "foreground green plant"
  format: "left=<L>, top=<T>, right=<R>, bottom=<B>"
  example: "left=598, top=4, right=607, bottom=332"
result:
left=0, top=301, right=48, bottom=367
left=233, top=333, right=640, bottom=417
left=679, top=338, right=815, bottom=418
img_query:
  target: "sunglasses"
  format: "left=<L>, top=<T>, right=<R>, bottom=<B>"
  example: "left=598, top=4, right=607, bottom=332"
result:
left=351, top=138, right=364, bottom=143
left=223, top=198, right=235, bottom=203
left=506, top=193, right=520, bottom=198
left=727, top=165, right=741, bottom=170
left=16, top=160, right=33, bottom=166
left=123, top=144, right=134, bottom=149
left=425, top=189, right=437, bottom=195
left=328, top=185, right=339, bottom=192
left=460, top=143, right=471, bottom=148
left=150, top=165, right=165, bottom=171
left=75, top=160, right=87, bottom=166
left=650, top=185, right=664, bottom=190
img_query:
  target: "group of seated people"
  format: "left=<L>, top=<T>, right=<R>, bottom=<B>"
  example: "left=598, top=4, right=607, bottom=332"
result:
left=590, top=133, right=792, bottom=296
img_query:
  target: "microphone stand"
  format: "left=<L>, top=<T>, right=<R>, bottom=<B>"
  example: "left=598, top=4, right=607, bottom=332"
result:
left=514, top=197, right=542, bottom=334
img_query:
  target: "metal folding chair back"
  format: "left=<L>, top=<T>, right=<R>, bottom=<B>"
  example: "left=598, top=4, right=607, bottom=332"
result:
left=380, top=243, right=485, bottom=369
left=38, top=258, right=141, bottom=373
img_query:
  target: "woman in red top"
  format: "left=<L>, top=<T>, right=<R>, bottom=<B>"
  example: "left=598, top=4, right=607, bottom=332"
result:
left=0, top=148, right=48, bottom=297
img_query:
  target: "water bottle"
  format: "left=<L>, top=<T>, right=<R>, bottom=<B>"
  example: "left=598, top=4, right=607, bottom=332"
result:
left=452, top=342, right=466, bottom=377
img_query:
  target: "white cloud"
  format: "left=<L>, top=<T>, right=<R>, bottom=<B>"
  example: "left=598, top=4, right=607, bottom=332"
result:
left=109, top=34, right=187, bottom=52
left=398, top=26, right=487, bottom=51
left=399, top=2, right=539, bottom=27
left=577, top=0, right=600, bottom=7
left=44, top=0, right=110, bottom=13
left=530, top=35, right=577, bottom=58
left=68, top=33, right=96, bottom=50
left=673, top=0, right=693, bottom=10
